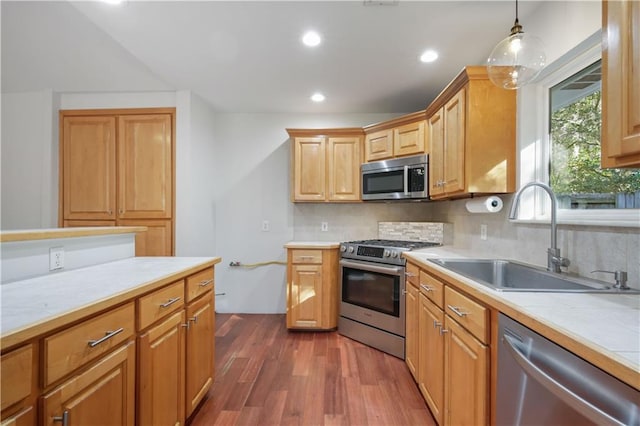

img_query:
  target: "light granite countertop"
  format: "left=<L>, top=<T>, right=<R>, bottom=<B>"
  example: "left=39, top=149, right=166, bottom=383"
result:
left=404, top=247, right=640, bottom=390
left=0, top=256, right=221, bottom=350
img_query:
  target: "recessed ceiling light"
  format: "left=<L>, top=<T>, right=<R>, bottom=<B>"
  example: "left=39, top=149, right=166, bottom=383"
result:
left=302, top=31, right=322, bottom=47
left=420, top=50, right=439, bottom=63
left=311, top=93, right=326, bottom=103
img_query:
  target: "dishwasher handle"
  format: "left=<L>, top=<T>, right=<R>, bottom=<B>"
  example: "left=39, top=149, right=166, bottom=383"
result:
left=502, top=333, right=624, bottom=426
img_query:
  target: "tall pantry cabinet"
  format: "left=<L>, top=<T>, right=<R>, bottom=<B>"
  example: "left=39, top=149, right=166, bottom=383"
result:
left=59, top=108, right=175, bottom=256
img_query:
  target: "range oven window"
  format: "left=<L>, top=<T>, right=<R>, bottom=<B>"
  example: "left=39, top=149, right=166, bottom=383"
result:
left=362, top=170, right=404, bottom=194
left=341, top=266, right=400, bottom=317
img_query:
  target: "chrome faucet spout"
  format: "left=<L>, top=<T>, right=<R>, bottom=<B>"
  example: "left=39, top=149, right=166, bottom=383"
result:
left=509, top=182, right=569, bottom=273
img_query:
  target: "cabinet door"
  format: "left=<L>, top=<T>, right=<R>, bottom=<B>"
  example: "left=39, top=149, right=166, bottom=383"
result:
left=443, top=89, right=466, bottom=195
left=293, top=137, right=326, bottom=201
left=394, top=121, right=426, bottom=157
left=42, top=341, right=135, bottom=426
left=405, top=282, right=419, bottom=380
left=602, top=0, right=640, bottom=168
left=118, top=114, right=173, bottom=219
left=327, top=137, right=361, bottom=201
left=364, top=129, right=394, bottom=162
left=444, top=316, right=488, bottom=426
left=0, top=406, right=35, bottom=426
left=185, top=293, right=215, bottom=417
left=418, top=295, right=444, bottom=426
left=119, top=219, right=173, bottom=256
left=62, top=116, right=117, bottom=221
left=138, top=310, right=185, bottom=426
left=287, top=264, right=322, bottom=328
left=428, top=109, right=445, bottom=198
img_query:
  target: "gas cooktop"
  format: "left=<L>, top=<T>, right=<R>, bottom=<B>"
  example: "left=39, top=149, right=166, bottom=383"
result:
left=340, top=239, right=441, bottom=266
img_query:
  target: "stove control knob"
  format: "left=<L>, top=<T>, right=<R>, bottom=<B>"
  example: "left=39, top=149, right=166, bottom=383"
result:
left=383, top=249, right=391, bottom=257
left=347, top=246, right=355, bottom=254
left=340, top=245, right=347, bottom=253
left=391, top=251, right=398, bottom=258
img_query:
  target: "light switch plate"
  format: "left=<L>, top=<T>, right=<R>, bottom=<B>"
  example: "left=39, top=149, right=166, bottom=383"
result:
left=50, top=247, right=65, bottom=270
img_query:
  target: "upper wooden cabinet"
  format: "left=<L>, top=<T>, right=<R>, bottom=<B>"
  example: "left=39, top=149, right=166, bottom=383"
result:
left=363, top=111, right=427, bottom=162
left=60, top=108, right=175, bottom=256
left=288, top=129, right=363, bottom=202
left=426, top=66, right=516, bottom=200
left=601, top=0, right=640, bottom=168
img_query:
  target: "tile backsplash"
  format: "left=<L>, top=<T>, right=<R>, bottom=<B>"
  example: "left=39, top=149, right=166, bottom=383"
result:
left=378, top=221, right=453, bottom=244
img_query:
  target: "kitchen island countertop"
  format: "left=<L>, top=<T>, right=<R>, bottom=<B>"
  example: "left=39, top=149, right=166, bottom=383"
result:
left=1, top=256, right=221, bottom=351
left=404, top=247, right=640, bottom=391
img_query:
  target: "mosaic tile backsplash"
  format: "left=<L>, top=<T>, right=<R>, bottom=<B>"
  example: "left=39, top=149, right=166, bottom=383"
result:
left=378, top=222, right=453, bottom=244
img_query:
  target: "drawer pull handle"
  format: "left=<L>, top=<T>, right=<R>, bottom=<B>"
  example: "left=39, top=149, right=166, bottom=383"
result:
left=405, top=272, right=417, bottom=277
left=53, top=411, right=69, bottom=426
left=433, top=320, right=441, bottom=329
left=199, top=279, right=214, bottom=287
left=420, top=284, right=434, bottom=292
left=88, top=327, right=124, bottom=348
left=160, top=297, right=181, bottom=308
left=447, top=305, right=469, bottom=317
left=189, top=315, right=198, bottom=324
left=181, top=323, right=190, bottom=330
left=439, top=327, right=449, bottom=336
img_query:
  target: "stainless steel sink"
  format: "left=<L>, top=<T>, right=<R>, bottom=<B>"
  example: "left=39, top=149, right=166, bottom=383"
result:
left=427, top=258, right=638, bottom=293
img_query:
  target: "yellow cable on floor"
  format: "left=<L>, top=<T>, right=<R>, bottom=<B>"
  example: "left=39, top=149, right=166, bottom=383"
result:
left=232, top=261, right=287, bottom=269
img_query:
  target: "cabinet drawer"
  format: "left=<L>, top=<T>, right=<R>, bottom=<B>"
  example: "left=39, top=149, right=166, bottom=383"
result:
left=44, top=302, right=135, bottom=387
left=405, top=262, right=420, bottom=287
left=444, top=286, right=488, bottom=344
left=1, top=345, right=33, bottom=411
left=138, top=280, right=185, bottom=330
left=186, top=268, right=214, bottom=302
left=420, top=271, right=444, bottom=308
left=291, top=250, right=323, bottom=264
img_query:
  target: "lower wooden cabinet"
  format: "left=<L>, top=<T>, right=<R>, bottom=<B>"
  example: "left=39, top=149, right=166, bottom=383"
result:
left=286, top=247, right=339, bottom=330
left=138, top=310, right=186, bottom=426
left=0, top=406, right=34, bottom=426
left=185, top=292, right=215, bottom=417
left=405, top=281, right=419, bottom=380
left=418, top=294, right=445, bottom=425
left=443, top=316, right=488, bottom=426
left=407, top=261, right=490, bottom=426
left=42, top=341, right=136, bottom=426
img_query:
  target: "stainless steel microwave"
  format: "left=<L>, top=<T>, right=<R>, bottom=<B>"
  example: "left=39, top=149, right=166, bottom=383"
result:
left=361, top=154, right=429, bottom=201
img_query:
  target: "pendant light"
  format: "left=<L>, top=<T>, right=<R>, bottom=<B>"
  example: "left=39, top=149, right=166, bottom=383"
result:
left=486, top=0, right=546, bottom=90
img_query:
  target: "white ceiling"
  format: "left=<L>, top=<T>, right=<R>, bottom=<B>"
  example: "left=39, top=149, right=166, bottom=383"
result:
left=2, top=0, right=544, bottom=113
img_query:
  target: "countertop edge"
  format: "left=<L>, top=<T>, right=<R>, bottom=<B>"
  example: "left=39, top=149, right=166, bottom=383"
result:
left=404, top=251, right=640, bottom=391
left=284, top=241, right=341, bottom=249
left=0, top=257, right=222, bottom=351
left=0, top=226, right=148, bottom=242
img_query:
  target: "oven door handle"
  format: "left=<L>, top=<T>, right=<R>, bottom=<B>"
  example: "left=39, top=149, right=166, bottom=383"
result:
left=340, top=259, right=403, bottom=276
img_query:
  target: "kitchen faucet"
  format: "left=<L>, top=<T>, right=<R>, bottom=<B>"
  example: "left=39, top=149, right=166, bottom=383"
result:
left=508, top=182, right=570, bottom=273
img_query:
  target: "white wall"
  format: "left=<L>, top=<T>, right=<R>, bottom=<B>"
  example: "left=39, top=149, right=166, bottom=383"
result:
left=210, top=113, right=399, bottom=313
left=1, top=90, right=59, bottom=229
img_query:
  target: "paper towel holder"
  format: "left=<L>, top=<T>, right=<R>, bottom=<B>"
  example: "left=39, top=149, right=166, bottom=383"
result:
left=465, top=195, right=504, bottom=213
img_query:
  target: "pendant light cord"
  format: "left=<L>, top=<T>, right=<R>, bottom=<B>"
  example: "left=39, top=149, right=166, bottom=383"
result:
left=510, top=0, right=523, bottom=35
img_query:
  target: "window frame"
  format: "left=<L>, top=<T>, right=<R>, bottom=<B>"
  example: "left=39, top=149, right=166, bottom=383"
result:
left=514, top=30, right=639, bottom=228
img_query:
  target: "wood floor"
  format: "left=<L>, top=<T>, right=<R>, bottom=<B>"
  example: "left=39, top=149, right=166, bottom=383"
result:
left=189, top=313, right=436, bottom=426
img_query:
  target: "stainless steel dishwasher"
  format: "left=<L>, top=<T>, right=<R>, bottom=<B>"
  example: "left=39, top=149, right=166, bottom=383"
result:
left=497, top=313, right=640, bottom=426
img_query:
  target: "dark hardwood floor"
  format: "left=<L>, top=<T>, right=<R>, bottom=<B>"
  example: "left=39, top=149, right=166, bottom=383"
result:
left=189, top=313, right=436, bottom=426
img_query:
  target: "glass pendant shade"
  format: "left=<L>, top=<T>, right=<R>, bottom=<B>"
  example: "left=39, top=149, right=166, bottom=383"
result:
left=487, top=0, right=546, bottom=91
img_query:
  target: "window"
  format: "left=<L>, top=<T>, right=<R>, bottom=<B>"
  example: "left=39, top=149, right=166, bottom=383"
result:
left=516, top=31, right=639, bottom=227
left=549, top=60, right=640, bottom=210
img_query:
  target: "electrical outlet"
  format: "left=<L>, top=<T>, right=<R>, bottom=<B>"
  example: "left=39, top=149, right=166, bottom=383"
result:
left=262, top=220, right=270, bottom=232
left=50, top=247, right=65, bottom=270
left=321, top=222, right=329, bottom=232
left=480, top=224, right=488, bottom=241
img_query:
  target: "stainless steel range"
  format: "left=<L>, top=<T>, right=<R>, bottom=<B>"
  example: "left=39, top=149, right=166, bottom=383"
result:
left=338, top=239, right=440, bottom=359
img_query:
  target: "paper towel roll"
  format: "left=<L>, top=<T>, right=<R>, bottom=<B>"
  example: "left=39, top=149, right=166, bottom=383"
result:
left=465, top=196, right=504, bottom=213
